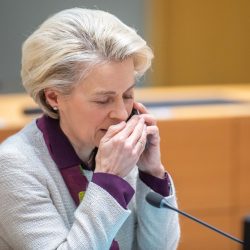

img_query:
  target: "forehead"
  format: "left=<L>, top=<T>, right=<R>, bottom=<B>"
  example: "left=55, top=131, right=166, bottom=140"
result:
left=78, top=59, right=135, bottom=95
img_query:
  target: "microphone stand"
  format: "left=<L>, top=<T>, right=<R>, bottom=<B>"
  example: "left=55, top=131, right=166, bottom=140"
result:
left=146, top=191, right=244, bottom=246
left=163, top=200, right=244, bottom=245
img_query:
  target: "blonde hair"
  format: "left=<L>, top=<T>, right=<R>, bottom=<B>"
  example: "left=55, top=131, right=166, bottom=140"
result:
left=21, top=8, right=154, bottom=118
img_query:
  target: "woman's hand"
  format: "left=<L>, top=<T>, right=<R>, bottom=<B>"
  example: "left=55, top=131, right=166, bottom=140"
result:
left=134, top=102, right=165, bottom=179
left=95, top=115, right=147, bottom=178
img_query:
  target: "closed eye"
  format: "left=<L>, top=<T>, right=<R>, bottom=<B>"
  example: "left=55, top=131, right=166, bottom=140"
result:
left=95, top=99, right=112, bottom=104
left=123, top=95, right=133, bottom=100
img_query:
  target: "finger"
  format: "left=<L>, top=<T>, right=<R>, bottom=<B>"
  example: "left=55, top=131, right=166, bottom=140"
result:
left=134, top=124, right=147, bottom=153
left=134, top=102, right=150, bottom=114
left=116, top=115, right=140, bottom=140
left=139, top=113, right=157, bottom=126
left=134, top=102, right=156, bottom=125
left=146, top=125, right=159, bottom=136
left=146, top=125, right=160, bottom=145
left=126, top=117, right=145, bottom=146
left=101, top=121, right=126, bottom=141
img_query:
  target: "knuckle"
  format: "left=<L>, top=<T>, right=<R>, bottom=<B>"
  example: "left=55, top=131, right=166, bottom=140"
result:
left=112, top=137, right=126, bottom=147
left=149, top=125, right=159, bottom=133
left=112, top=137, right=122, bottom=145
left=124, top=141, right=133, bottom=151
left=108, top=124, right=117, bottom=132
left=131, top=149, right=138, bottom=158
left=154, top=126, right=159, bottom=132
left=99, top=137, right=107, bottom=145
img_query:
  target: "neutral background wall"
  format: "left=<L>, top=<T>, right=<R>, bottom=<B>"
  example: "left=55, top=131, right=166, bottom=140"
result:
left=0, top=0, right=148, bottom=93
left=149, top=0, right=250, bottom=86
left=1, top=1, right=250, bottom=93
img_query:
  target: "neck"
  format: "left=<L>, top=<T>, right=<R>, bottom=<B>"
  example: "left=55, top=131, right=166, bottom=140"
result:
left=59, top=122, right=94, bottom=164
left=73, top=143, right=93, bottom=164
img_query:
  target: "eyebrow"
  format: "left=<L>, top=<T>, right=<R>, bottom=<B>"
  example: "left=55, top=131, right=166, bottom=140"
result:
left=93, top=83, right=136, bottom=96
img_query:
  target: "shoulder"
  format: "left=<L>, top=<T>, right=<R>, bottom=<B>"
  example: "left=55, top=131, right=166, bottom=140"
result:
left=1, top=119, right=43, bottom=151
left=1, top=120, right=39, bottom=156
left=0, top=120, right=47, bottom=182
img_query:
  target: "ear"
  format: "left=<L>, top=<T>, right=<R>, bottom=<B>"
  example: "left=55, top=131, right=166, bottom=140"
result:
left=44, top=88, right=59, bottom=109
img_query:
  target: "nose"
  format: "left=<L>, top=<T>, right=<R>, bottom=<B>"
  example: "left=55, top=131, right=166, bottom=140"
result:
left=109, top=100, right=129, bottom=121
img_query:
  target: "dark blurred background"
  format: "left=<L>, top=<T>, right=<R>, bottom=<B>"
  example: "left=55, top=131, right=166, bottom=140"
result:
left=0, top=0, right=148, bottom=93
left=1, top=0, right=250, bottom=91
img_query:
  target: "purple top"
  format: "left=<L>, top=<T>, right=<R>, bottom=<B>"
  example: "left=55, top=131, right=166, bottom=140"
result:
left=36, top=115, right=170, bottom=209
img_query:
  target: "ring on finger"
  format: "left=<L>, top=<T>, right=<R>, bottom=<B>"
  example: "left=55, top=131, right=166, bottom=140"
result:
left=138, top=140, right=145, bottom=147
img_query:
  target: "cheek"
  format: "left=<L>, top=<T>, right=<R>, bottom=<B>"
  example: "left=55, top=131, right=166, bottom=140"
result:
left=93, top=127, right=108, bottom=147
left=126, top=101, right=134, bottom=115
left=92, top=112, right=109, bottom=137
left=95, top=130, right=106, bottom=141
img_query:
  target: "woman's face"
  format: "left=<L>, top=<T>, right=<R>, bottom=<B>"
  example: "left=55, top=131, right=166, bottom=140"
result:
left=57, top=58, right=135, bottom=152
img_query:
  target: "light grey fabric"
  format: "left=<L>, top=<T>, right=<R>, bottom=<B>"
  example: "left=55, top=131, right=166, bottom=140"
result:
left=0, top=120, right=180, bottom=250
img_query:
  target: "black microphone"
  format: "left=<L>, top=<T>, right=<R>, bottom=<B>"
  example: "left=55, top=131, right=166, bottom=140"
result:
left=146, top=191, right=244, bottom=246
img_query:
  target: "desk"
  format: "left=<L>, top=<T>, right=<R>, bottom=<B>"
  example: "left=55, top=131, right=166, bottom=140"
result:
left=1, top=85, right=250, bottom=250
left=135, top=85, right=250, bottom=250
left=0, top=94, right=39, bottom=141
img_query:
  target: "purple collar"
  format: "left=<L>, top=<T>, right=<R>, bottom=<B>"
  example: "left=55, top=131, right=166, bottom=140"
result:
left=36, top=115, right=85, bottom=169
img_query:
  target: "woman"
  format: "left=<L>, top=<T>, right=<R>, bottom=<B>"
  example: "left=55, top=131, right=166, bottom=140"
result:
left=0, top=8, right=180, bottom=250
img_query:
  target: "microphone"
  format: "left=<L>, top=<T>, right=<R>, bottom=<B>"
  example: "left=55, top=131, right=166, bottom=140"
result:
left=146, top=191, right=244, bottom=246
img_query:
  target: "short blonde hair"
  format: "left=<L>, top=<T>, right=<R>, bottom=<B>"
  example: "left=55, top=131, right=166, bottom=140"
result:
left=21, top=8, right=154, bottom=118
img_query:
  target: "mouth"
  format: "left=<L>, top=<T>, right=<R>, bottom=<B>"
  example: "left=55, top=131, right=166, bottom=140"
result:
left=100, top=129, right=108, bottom=133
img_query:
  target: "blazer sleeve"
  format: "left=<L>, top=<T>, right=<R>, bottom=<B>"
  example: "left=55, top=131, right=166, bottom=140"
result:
left=134, top=172, right=180, bottom=250
left=0, top=149, right=131, bottom=250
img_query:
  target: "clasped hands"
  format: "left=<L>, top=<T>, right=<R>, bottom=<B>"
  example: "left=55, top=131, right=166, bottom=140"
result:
left=95, top=103, right=165, bottom=179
